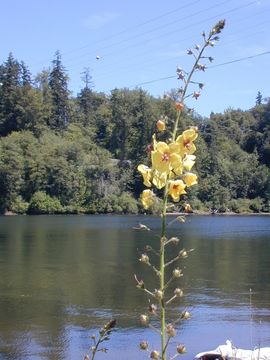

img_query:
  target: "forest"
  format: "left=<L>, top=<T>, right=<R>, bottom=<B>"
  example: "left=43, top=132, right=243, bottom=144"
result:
left=0, top=52, right=269, bottom=214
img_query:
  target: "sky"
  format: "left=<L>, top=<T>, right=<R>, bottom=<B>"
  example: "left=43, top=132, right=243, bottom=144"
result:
left=1, top=0, right=270, bottom=117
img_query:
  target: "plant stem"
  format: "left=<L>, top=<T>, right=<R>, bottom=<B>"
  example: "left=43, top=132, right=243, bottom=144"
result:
left=160, top=183, right=168, bottom=360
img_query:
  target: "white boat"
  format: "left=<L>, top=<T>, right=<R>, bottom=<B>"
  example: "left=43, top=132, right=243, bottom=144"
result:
left=195, top=340, right=270, bottom=359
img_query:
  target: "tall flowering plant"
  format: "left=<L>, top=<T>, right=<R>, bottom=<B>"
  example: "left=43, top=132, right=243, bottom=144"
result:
left=136, top=20, right=225, bottom=360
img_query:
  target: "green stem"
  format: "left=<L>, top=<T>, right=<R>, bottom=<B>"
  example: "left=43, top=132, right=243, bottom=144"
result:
left=160, top=184, right=168, bottom=360
left=159, top=29, right=216, bottom=360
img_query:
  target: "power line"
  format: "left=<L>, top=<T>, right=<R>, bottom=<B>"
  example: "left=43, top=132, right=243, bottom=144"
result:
left=129, top=51, right=270, bottom=88
left=62, top=0, right=234, bottom=66
left=65, top=0, right=259, bottom=73
left=209, top=50, right=270, bottom=68
left=31, top=0, right=202, bottom=67
left=92, top=19, right=269, bottom=82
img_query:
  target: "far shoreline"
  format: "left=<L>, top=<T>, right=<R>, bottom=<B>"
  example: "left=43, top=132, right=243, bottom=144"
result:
left=2, top=210, right=270, bottom=216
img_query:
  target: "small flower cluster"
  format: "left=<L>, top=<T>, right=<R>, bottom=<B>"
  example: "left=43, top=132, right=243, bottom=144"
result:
left=138, top=120, right=198, bottom=210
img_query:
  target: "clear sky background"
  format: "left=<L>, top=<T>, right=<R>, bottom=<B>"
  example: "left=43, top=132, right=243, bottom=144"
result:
left=1, top=0, right=270, bottom=117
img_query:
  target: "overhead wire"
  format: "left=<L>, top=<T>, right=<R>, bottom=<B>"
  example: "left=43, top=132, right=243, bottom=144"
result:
left=128, top=51, right=270, bottom=88
left=60, top=0, right=234, bottom=67
left=31, top=0, right=202, bottom=68
left=91, top=18, right=269, bottom=83
left=66, top=0, right=259, bottom=74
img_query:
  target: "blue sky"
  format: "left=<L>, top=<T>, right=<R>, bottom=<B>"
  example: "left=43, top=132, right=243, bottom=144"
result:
left=1, top=0, right=270, bottom=116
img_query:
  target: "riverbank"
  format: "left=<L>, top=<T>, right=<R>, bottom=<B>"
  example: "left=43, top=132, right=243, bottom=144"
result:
left=3, top=210, right=270, bottom=216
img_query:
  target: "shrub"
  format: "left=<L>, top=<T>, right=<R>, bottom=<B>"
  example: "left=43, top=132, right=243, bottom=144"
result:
left=28, top=191, right=63, bottom=214
left=9, top=196, right=29, bottom=214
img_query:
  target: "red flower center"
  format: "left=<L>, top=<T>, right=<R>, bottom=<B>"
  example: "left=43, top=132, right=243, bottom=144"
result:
left=162, top=153, right=170, bottom=162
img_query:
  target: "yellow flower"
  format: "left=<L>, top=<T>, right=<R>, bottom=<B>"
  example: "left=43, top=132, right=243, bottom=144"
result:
left=137, top=164, right=152, bottom=187
left=168, top=180, right=186, bottom=202
left=183, top=172, right=198, bottom=187
left=157, top=119, right=166, bottom=131
left=140, top=189, right=154, bottom=209
left=152, top=171, right=167, bottom=189
left=176, top=127, right=198, bottom=155
left=183, top=154, right=196, bottom=171
left=151, top=142, right=182, bottom=175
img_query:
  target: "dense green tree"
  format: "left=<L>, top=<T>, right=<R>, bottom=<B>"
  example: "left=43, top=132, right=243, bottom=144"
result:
left=256, top=91, right=263, bottom=105
left=48, top=51, right=70, bottom=130
left=0, top=53, right=21, bottom=135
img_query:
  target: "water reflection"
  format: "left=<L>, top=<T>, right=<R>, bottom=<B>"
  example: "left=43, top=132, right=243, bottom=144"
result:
left=0, top=215, right=270, bottom=359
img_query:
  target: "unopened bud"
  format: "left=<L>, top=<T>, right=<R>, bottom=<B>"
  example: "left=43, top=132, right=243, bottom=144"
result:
left=184, top=203, right=192, bottom=213
left=173, top=268, right=183, bottom=278
left=148, top=303, right=157, bottom=315
left=192, top=91, right=200, bottom=100
left=150, top=350, right=160, bottom=359
left=146, top=144, right=154, bottom=153
left=198, top=83, right=204, bottom=90
left=157, top=119, right=166, bottom=131
left=177, top=344, right=186, bottom=354
left=139, top=254, right=150, bottom=264
left=175, top=102, right=184, bottom=111
left=154, top=289, right=163, bottom=300
left=181, top=310, right=191, bottom=320
left=174, top=288, right=184, bottom=297
left=166, top=323, right=176, bottom=337
left=139, top=341, right=148, bottom=350
left=170, top=237, right=180, bottom=245
left=187, top=49, right=193, bottom=55
left=140, top=314, right=149, bottom=325
left=179, top=249, right=188, bottom=258
left=195, top=44, right=200, bottom=50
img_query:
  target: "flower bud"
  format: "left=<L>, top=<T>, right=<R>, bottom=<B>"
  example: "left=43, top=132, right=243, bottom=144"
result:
left=175, top=102, right=184, bottom=111
left=166, top=323, right=176, bottom=337
left=157, top=119, right=166, bottom=131
left=181, top=310, right=191, bottom=320
left=177, top=344, right=186, bottom=354
left=192, top=91, right=200, bottom=100
left=139, top=254, right=150, bottom=264
left=184, top=203, right=192, bottom=213
left=140, top=314, right=149, bottom=325
left=173, top=268, right=183, bottom=278
left=146, top=144, right=154, bottom=153
left=144, top=245, right=152, bottom=252
left=154, top=289, right=163, bottom=300
left=174, top=288, right=184, bottom=297
left=148, top=303, right=157, bottom=315
left=179, top=249, right=188, bottom=258
left=150, top=350, right=160, bottom=359
left=187, top=49, right=193, bottom=55
left=169, top=237, right=180, bottom=245
left=139, top=341, right=148, bottom=350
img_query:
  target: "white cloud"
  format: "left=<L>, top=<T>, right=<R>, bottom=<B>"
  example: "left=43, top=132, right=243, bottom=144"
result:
left=83, top=12, right=121, bottom=29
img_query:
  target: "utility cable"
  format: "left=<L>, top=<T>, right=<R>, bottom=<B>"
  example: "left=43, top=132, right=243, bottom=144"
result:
left=128, top=51, right=270, bottom=88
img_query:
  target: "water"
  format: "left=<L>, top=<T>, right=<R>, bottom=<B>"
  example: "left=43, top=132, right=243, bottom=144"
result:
left=0, top=215, right=270, bottom=359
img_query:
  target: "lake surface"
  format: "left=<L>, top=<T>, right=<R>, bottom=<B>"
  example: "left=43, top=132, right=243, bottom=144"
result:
left=0, top=215, right=270, bottom=359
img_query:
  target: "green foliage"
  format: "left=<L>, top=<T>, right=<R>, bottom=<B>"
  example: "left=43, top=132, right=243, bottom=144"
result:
left=28, top=191, right=63, bottom=214
left=86, top=193, right=138, bottom=214
left=9, top=196, right=29, bottom=214
left=0, top=54, right=269, bottom=214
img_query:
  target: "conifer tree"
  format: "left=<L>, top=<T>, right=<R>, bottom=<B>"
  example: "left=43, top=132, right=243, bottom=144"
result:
left=256, top=91, right=263, bottom=105
left=48, top=51, right=70, bottom=130
left=0, top=53, right=21, bottom=135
